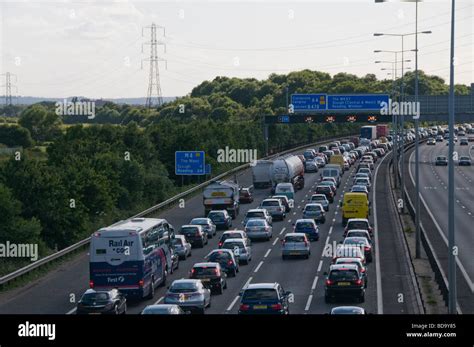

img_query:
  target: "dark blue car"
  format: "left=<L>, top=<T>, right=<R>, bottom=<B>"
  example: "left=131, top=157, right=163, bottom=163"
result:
left=238, top=283, right=292, bottom=315
left=205, top=249, right=239, bottom=277
left=293, top=219, right=320, bottom=241
left=207, top=210, right=232, bottom=230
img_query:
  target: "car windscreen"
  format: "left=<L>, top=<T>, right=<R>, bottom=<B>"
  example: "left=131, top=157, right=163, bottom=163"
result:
left=242, top=289, right=278, bottom=301
left=329, top=270, right=358, bottom=281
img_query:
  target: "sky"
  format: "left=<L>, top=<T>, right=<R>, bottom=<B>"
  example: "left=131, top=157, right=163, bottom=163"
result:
left=0, top=0, right=473, bottom=99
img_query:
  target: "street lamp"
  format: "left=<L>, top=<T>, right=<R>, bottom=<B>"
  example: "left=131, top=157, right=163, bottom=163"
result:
left=374, top=31, right=431, bottom=213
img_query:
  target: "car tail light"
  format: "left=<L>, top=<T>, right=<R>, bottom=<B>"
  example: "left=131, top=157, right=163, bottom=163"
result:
left=240, top=304, right=250, bottom=311
left=270, top=304, right=282, bottom=310
left=304, top=241, right=309, bottom=247
left=196, top=231, right=201, bottom=236
left=354, top=279, right=363, bottom=286
left=218, top=242, right=223, bottom=247
left=326, top=279, right=334, bottom=286
left=214, top=268, right=220, bottom=276
left=227, top=260, right=233, bottom=266
left=89, top=280, right=94, bottom=288
left=138, top=279, right=144, bottom=287
left=364, top=246, right=370, bottom=251
left=360, top=268, right=366, bottom=273
left=190, top=268, right=196, bottom=276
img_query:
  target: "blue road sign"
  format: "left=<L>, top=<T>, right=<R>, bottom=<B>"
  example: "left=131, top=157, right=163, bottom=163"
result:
left=291, top=94, right=327, bottom=111
left=327, top=94, right=389, bottom=110
left=175, top=151, right=206, bottom=175
left=278, top=115, right=290, bottom=123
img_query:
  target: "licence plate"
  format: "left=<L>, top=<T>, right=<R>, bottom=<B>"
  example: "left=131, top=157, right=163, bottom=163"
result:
left=253, top=305, right=267, bottom=309
left=338, top=282, right=351, bottom=286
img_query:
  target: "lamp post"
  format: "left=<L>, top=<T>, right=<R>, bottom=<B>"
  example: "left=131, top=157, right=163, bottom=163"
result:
left=374, top=31, right=431, bottom=213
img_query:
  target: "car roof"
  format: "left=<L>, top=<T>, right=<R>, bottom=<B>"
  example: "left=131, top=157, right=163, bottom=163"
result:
left=190, top=218, right=210, bottom=222
left=347, top=218, right=369, bottom=223
left=223, top=238, right=245, bottom=243
left=208, top=249, right=233, bottom=256
left=181, top=224, right=202, bottom=229
left=171, top=279, right=201, bottom=285
left=346, top=229, right=370, bottom=235
left=285, top=232, right=307, bottom=237
left=262, top=198, right=280, bottom=203
left=247, top=209, right=267, bottom=213
left=246, top=218, right=266, bottom=224
left=193, top=262, right=219, bottom=268
left=295, top=219, right=316, bottom=223
left=336, top=258, right=363, bottom=264
left=223, top=230, right=245, bottom=235
left=83, top=288, right=112, bottom=295
left=329, top=264, right=359, bottom=271
left=311, top=194, right=327, bottom=198
left=245, top=283, right=279, bottom=290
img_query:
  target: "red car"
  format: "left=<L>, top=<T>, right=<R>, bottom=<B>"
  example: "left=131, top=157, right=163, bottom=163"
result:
left=239, top=188, right=254, bottom=203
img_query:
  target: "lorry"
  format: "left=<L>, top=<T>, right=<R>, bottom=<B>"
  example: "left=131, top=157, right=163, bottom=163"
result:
left=251, top=160, right=272, bottom=188
left=270, top=155, right=305, bottom=192
left=360, top=125, right=377, bottom=140
left=203, top=180, right=240, bottom=219
left=320, top=165, right=342, bottom=187
left=376, top=124, right=389, bottom=138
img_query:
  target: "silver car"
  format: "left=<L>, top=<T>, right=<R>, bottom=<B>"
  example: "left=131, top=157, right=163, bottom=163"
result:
left=164, top=279, right=211, bottom=314
left=281, top=233, right=311, bottom=259
left=260, top=199, right=286, bottom=221
left=244, top=218, right=273, bottom=241
left=222, top=238, right=252, bottom=264
left=242, top=209, right=273, bottom=226
left=172, top=235, right=192, bottom=260
left=189, top=218, right=217, bottom=239
left=309, top=194, right=329, bottom=212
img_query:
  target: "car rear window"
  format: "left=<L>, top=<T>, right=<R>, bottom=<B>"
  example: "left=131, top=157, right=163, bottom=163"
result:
left=329, top=270, right=358, bottom=281
left=181, top=227, right=198, bottom=234
left=223, top=241, right=244, bottom=249
left=171, top=238, right=183, bottom=246
left=209, top=213, right=224, bottom=221
left=208, top=252, right=231, bottom=262
left=191, top=219, right=207, bottom=225
left=81, top=293, right=109, bottom=304
left=285, top=235, right=306, bottom=242
left=170, top=283, right=198, bottom=293
left=242, top=289, right=278, bottom=301
left=192, top=267, right=217, bottom=276
left=247, top=212, right=264, bottom=218
left=316, top=186, right=330, bottom=192
left=262, top=201, right=279, bottom=207
left=246, top=220, right=265, bottom=227
left=305, top=205, right=320, bottom=211
left=222, top=233, right=242, bottom=241
left=348, top=221, right=369, bottom=229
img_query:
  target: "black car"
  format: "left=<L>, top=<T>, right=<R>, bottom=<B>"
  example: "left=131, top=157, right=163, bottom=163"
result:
left=205, top=249, right=239, bottom=277
left=324, top=264, right=365, bottom=303
left=238, top=283, right=292, bottom=315
left=207, top=210, right=233, bottom=230
left=76, top=289, right=127, bottom=315
left=315, top=185, right=334, bottom=203
left=179, top=225, right=208, bottom=248
left=435, top=156, right=448, bottom=166
left=460, top=138, right=469, bottom=146
left=189, top=262, right=227, bottom=294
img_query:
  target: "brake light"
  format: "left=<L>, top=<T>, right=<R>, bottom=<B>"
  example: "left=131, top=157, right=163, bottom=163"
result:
left=214, top=268, right=220, bottom=276
left=191, top=268, right=196, bottom=276
left=364, top=246, right=370, bottom=251
left=354, top=279, right=363, bottom=286
left=240, top=304, right=250, bottom=311
left=138, top=279, right=144, bottom=287
left=218, top=242, right=223, bottom=247
left=326, top=279, right=334, bottom=286
left=360, top=268, right=366, bottom=273
left=227, top=260, right=233, bottom=266
left=270, top=304, right=282, bottom=310
left=89, top=280, right=94, bottom=288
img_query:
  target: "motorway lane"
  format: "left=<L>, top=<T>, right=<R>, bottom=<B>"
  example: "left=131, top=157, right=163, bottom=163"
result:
left=0, top=142, right=381, bottom=315
left=414, top=142, right=474, bottom=283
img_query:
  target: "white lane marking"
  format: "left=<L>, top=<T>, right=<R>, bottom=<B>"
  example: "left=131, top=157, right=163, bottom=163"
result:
left=304, top=295, right=313, bottom=311
left=409, top=151, right=474, bottom=293
left=264, top=249, right=272, bottom=258
left=325, top=236, right=330, bottom=246
left=154, top=296, right=164, bottom=305
left=279, top=227, right=286, bottom=235
left=317, top=260, right=323, bottom=272
left=288, top=219, right=292, bottom=223
left=373, top=150, right=388, bottom=315
left=332, top=218, right=336, bottom=223
left=227, top=296, right=240, bottom=311
left=254, top=261, right=264, bottom=273
left=66, top=307, right=77, bottom=315
left=293, top=212, right=297, bottom=215
left=328, top=226, right=333, bottom=235
left=272, top=237, right=279, bottom=246
left=311, top=276, right=319, bottom=290
left=244, top=276, right=253, bottom=288
left=297, top=206, right=301, bottom=209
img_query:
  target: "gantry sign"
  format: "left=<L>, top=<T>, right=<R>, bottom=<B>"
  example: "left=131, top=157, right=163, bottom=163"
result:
left=265, top=93, right=393, bottom=124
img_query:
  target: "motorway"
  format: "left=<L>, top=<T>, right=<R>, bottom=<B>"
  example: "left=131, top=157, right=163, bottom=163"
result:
left=0, top=142, right=421, bottom=315
left=408, top=140, right=474, bottom=312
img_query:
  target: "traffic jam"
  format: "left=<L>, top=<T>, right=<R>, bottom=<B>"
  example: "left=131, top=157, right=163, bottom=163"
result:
left=80, top=126, right=394, bottom=315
